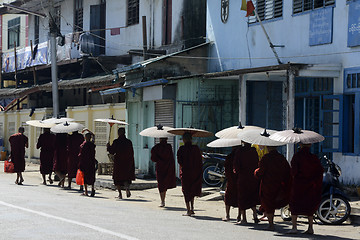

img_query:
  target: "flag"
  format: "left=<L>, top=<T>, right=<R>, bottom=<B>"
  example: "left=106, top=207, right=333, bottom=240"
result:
left=241, top=0, right=255, bottom=17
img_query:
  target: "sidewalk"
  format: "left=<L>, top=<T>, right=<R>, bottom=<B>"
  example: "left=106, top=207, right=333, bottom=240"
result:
left=4, top=161, right=360, bottom=225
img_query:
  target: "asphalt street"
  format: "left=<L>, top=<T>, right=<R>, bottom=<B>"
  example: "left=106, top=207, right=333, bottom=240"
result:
left=0, top=169, right=359, bottom=240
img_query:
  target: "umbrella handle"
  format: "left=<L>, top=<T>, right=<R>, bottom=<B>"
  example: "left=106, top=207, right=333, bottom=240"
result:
left=108, top=124, right=113, bottom=143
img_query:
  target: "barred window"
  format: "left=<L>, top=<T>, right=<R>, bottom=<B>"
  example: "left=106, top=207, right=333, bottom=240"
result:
left=95, top=122, right=107, bottom=146
left=127, top=0, right=139, bottom=26
left=293, top=0, right=335, bottom=14
left=8, top=17, right=20, bottom=49
left=249, top=0, right=283, bottom=24
left=74, top=0, right=83, bottom=32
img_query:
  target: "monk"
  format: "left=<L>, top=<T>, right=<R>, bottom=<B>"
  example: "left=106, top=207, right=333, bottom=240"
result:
left=177, top=132, right=202, bottom=216
left=9, top=127, right=28, bottom=185
left=66, top=131, right=84, bottom=189
left=36, top=128, right=55, bottom=185
left=233, top=142, right=260, bottom=224
left=151, top=137, right=177, bottom=207
left=223, top=145, right=240, bottom=221
left=288, top=143, right=323, bottom=235
left=78, top=132, right=97, bottom=196
left=53, top=133, right=68, bottom=188
left=107, top=128, right=135, bottom=199
left=254, top=146, right=291, bottom=230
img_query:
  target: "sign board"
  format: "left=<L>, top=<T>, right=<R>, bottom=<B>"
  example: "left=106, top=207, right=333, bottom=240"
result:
left=348, top=1, right=360, bottom=47
left=309, top=7, right=333, bottom=46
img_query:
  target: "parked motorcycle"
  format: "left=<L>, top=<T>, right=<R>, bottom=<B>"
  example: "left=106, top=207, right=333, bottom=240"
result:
left=202, top=152, right=226, bottom=187
left=280, top=155, right=351, bottom=225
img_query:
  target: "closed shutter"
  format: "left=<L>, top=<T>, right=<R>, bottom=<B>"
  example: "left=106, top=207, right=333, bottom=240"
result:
left=155, top=100, right=174, bottom=147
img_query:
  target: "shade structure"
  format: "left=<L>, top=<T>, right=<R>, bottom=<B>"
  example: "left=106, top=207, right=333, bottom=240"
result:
left=139, top=125, right=175, bottom=138
left=215, top=122, right=261, bottom=139
left=50, top=122, right=84, bottom=134
left=94, top=118, right=128, bottom=125
left=42, top=117, right=75, bottom=124
left=269, top=128, right=325, bottom=144
left=26, top=120, right=56, bottom=128
left=237, top=129, right=285, bottom=146
left=168, top=128, right=213, bottom=138
left=207, top=138, right=242, bottom=148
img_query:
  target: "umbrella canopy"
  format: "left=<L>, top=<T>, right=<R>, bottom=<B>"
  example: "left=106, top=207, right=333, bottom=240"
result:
left=269, top=128, right=325, bottom=144
left=237, top=129, right=285, bottom=146
left=42, top=117, right=75, bottom=124
left=139, top=124, right=175, bottom=138
left=207, top=138, right=242, bottom=148
left=94, top=118, right=128, bottom=125
left=26, top=120, right=56, bottom=128
left=168, top=128, right=213, bottom=138
left=215, top=122, right=261, bottom=139
left=50, top=122, right=84, bottom=134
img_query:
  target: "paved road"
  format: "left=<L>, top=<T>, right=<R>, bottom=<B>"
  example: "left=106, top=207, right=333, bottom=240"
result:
left=0, top=170, right=359, bottom=240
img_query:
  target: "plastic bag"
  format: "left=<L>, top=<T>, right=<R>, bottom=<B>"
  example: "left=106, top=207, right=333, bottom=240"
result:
left=4, top=159, right=14, bottom=173
left=76, top=169, right=84, bottom=185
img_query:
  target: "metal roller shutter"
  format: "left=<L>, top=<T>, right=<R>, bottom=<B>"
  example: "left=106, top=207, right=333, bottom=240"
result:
left=155, top=100, right=174, bottom=147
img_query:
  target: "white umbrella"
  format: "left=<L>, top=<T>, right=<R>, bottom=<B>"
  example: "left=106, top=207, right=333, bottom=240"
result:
left=269, top=128, right=325, bottom=144
left=42, top=117, right=75, bottom=124
left=237, top=129, right=285, bottom=147
left=139, top=125, right=175, bottom=138
left=26, top=120, right=56, bottom=128
left=94, top=116, right=128, bottom=142
left=168, top=127, right=213, bottom=138
left=215, top=122, right=261, bottom=139
left=50, top=122, right=84, bottom=134
left=207, top=138, right=242, bottom=148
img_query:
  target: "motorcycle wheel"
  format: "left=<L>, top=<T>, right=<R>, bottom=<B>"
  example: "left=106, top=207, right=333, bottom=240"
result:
left=316, top=195, right=351, bottom=225
left=280, top=205, right=292, bottom=221
left=202, top=163, right=222, bottom=187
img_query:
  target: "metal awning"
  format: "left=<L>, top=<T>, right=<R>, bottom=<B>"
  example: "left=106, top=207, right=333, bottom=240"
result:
left=99, top=87, right=126, bottom=96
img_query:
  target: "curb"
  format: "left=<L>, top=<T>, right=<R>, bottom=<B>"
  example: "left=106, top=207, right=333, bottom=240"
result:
left=95, top=178, right=158, bottom=191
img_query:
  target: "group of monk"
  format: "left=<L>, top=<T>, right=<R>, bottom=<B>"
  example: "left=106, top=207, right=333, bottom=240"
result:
left=8, top=125, right=324, bottom=234
left=224, top=141, right=323, bottom=234
left=9, top=127, right=136, bottom=199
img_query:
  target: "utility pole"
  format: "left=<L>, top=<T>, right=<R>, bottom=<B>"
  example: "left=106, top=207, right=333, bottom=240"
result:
left=49, top=0, right=59, bottom=118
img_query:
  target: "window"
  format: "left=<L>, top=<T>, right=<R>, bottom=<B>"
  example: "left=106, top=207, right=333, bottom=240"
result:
left=74, top=0, right=83, bottom=32
left=34, top=16, right=39, bottom=44
left=8, top=17, right=20, bottom=49
left=127, top=0, right=139, bottom=26
left=249, top=0, right=282, bottom=23
left=293, top=0, right=335, bottom=14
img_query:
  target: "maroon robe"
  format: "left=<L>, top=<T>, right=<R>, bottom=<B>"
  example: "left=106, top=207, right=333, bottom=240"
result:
left=254, top=149, right=291, bottom=214
left=67, top=132, right=84, bottom=178
left=107, top=135, right=135, bottom=186
left=78, top=141, right=96, bottom=185
left=224, top=148, right=238, bottom=207
left=9, top=133, right=28, bottom=173
left=289, top=147, right=323, bottom=216
left=233, top=145, right=260, bottom=210
left=151, top=141, right=177, bottom=192
left=177, top=142, right=202, bottom=202
left=37, top=132, right=55, bottom=174
left=53, top=133, right=68, bottom=173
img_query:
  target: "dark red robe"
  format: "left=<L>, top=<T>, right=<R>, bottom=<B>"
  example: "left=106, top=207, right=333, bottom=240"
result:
left=289, top=147, right=323, bottom=216
left=37, top=132, right=55, bottom=174
left=107, top=136, right=135, bottom=186
left=53, top=133, right=68, bottom=173
left=224, top=148, right=238, bottom=207
left=67, top=132, right=84, bottom=178
left=177, top=142, right=202, bottom=202
left=254, top=150, right=291, bottom=214
left=233, top=145, right=260, bottom=210
left=151, top=141, right=177, bottom=192
left=78, top=141, right=96, bottom=185
left=9, top=133, right=28, bottom=173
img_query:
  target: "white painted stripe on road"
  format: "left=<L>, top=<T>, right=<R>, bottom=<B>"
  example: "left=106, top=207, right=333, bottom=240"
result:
left=0, top=200, right=140, bottom=240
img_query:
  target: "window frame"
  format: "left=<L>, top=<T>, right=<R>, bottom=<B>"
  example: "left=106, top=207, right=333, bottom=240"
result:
left=74, top=0, right=84, bottom=33
left=127, top=0, right=139, bottom=26
left=8, top=17, right=20, bottom=49
left=248, top=0, right=283, bottom=24
left=34, top=16, right=39, bottom=44
left=292, top=0, right=335, bottom=15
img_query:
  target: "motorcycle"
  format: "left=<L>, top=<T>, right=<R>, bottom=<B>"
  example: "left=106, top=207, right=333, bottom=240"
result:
left=280, top=155, right=351, bottom=225
left=202, top=152, right=226, bottom=187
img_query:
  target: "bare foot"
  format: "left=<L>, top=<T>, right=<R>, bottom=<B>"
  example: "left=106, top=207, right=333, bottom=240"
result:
left=222, top=216, right=230, bottom=221
left=236, top=217, right=241, bottom=223
left=240, top=220, right=248, bottom=225
left=159, top=202, right=165, bottom=207
left=182, top=211, right=192, bottom=216
left=42, top=181, right=47, bottom=185
left=303, top=229, right=314, bottom=235
left=48, top=179, right=53, bottom=184
left=118, top=195, right=123, bottom=200
left=126, top=190, right=131, bottom=198
left=190, top=210, right=195, bottom=215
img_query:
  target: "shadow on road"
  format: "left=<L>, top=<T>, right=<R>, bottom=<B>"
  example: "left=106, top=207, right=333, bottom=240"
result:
left=163, top=206, right=187, bottom=211
left=120, top=199, right=151, bottom=202
left=191, top=215, right=222, bottom=221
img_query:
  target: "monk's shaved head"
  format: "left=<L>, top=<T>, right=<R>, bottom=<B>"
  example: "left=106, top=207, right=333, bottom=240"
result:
left=18, top=127, right=25, bottom=133
left=118, top=128, right=125, bottom=136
